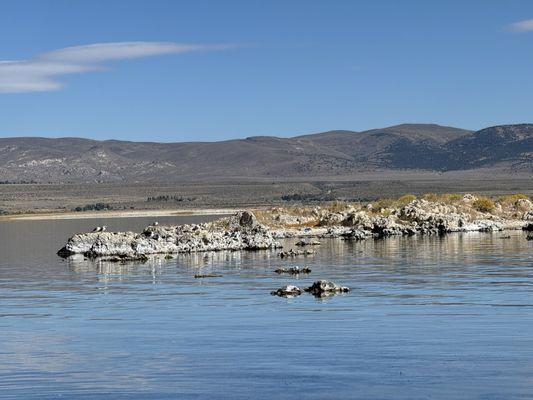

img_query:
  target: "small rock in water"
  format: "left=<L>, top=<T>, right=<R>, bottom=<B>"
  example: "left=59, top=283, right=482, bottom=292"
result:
left=295, top=239, right=321, bottom=247
left=499, top=235, right=511, bottom=239
left=105, top=254, right=149, bottom=263
left=194, top=273, right=223, bottom=278
left=278, top=249, right=315, bottom=258
left=304, top=280, right=350, bottom=297
left=523, top=223, right=533, bottom=232
left=270, top=285, right=303, bottom=297
left=274, top=266, right=311, bottom=275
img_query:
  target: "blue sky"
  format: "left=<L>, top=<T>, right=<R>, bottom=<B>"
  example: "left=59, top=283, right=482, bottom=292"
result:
left=0, top=0, right=532, bottom=141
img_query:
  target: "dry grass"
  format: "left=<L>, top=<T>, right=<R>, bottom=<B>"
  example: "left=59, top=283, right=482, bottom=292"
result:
left=497, top=193, right=529, bottom=205
left=397, top=194, right=417, bottom=204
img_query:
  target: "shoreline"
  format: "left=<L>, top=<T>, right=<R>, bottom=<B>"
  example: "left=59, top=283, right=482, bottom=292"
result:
left=0, top=208, right=239, bottom=221
left=57, top=194, right=533, bottom=259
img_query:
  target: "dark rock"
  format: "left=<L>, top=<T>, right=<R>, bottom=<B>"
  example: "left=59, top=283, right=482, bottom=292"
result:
left=523, top=223, right=533, bottom=231
left=278, top=249, right=315, bottom=258
left=295, top=239, right=321, bottom=246
left=274, top=266, right=311, bottom=275
left=194, top=273, right=223, bottom=278
left=304, top=280, right=350, bottom=297
left=270, top=285, right=303, bottom=297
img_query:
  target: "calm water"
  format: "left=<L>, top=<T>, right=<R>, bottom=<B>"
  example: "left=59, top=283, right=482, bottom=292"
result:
left=1, top=216, right=533, bottom=399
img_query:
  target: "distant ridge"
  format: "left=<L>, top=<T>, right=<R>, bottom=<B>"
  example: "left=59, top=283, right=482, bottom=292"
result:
left=0, top=123, right=531, bottom=183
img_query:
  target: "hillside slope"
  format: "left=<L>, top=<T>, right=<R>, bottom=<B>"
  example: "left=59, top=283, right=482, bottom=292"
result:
left=0, top=123, right=530, bottom=183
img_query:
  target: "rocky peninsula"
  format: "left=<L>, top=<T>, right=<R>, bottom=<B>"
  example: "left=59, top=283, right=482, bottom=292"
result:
left=58, top=194, right=533, bottom=260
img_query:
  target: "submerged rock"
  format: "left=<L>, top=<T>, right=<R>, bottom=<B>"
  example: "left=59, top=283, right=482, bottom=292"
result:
left=304, top=280, right=350, bottom=297
left=271, top=285, right=303, bottom=297
left=278, top=249, right=315, bottom=258
left=274, top=266, right=311, bottom=275
left=194, top=273, right=223, bottom=278
left=295, top=239, right=321, bottom=246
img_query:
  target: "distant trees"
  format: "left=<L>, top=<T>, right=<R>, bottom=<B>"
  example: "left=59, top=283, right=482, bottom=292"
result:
left=72, top=203, right=112, bottom=212
left=0, top=180, right=37, bottom=184
left=281, top=193, right=336, bottom=202
left=146, top=195, right=195, bottom=202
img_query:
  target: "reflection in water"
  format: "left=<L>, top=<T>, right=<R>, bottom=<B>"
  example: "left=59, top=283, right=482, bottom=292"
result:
left=1, top=217, right=533, bottom=399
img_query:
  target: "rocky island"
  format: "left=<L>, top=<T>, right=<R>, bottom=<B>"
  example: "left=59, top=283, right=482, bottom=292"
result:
left=58, top=194, right=533, bottom=260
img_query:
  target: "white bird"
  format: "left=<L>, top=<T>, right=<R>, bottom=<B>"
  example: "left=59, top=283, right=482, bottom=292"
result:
left=101, top=226, right=107, bottom=232
left=92, top=226, right=102, bottom=232
left=153, top=221, right=159, bottom=226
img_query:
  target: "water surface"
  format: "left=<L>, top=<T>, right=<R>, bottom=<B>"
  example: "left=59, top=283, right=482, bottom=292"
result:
left=1, top=216, right=533, bottom=399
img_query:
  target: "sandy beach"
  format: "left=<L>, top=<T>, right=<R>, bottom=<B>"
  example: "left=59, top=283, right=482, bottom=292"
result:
left=0, top=208, right=239, bottom=221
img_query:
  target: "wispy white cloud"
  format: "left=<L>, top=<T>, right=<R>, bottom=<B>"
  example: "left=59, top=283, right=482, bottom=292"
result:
left=0, top=42, right=230, bottom=93
left=507, top=18, right=533, bottom=33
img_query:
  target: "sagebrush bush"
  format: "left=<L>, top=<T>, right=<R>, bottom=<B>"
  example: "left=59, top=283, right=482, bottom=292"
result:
left=472, top=197, right=495, bottom=212
left=372, top=198, right=396, bottom=211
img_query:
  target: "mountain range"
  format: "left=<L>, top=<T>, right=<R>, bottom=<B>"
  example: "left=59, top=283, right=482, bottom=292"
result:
left=0, top=123, right=531, bottom=183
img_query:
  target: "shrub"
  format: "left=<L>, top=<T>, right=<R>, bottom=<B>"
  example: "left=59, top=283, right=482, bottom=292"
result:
left=373, top=198, right=396, bottom=211
left=73, top=203, right=112, bottom=212
left=497, top=193, right=529, bottom=205
left=397, top=194, right=417, bottom=205
left=281, top=192, right=336, bottom=202
left=147, top=195, right=194, bottom=202
left=423, top=193, right=439, bottom=202
left=440, top=193, right=462, bottom=203
left=327, top=200, right=348, bottom=212
left=472, top=197, right=495, bottom=213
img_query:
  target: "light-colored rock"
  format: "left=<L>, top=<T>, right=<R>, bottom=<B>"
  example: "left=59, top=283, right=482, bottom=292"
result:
left=58, top=211, right=281, bottom=258
left=271, top=285, right=303, bottom=297
left=516, top=198, right=533, bottom=211
left=59, top=199, right=533, bottom=261
left=342, top=211, right=373, bottom=230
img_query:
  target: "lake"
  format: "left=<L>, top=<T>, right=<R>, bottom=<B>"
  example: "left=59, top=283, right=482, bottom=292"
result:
left=1, top=215, right=533, bottom=399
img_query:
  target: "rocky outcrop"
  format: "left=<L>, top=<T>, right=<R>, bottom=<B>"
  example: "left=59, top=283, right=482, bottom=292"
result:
left=58, top=196, right=533, bottom=260
left=266, top=196, right=533, bottom=241
left=58, top=211, right=281, bottom=259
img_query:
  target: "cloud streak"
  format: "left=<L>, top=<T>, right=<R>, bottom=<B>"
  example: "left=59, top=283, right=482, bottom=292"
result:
left=507, top=18, right=533, bottom=33
left=0, top=42, right=229, bottom=93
